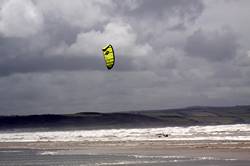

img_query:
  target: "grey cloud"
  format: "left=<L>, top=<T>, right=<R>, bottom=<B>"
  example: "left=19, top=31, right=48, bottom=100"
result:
left=0, top=0, right=43, bottom=37
left=43, top=19, right=80, bottom=46
left=114, top=0, right=205, bottom=59
left=0, top=71, right=156, bottom=114
left=116, top=0, right=204, bottom=21
left=185, top=29, right=239, bottom=62
left=0, top=54, right=136, bottom=76
left=0, top=37, right=29, bottom=57
left=125, top=0, right=204, bottom=35
left=0, top=0, right=205, bottom=77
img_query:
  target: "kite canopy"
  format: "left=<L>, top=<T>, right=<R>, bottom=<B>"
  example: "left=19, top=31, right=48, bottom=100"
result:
left=102, top=44, right=115, bottom=70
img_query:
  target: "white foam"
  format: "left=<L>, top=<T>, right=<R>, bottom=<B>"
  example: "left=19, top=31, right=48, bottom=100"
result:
left=96, top=160, right=168, bottom=165
left=39, top=151, right=58, bottom=155
left=197, top=156, right=217, bottom=160
left=0, top=124, right=250, bottom=142
left=130, top=155, right=186, bottom=159
left=224, top=158, right=238, bottom=161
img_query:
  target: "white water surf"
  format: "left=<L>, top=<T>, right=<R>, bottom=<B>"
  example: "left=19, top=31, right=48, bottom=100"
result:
left=0, top=124, right=249, bottom=142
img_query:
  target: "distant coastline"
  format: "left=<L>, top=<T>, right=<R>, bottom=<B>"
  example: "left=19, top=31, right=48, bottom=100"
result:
left=0, top=105, right=249, bottom=131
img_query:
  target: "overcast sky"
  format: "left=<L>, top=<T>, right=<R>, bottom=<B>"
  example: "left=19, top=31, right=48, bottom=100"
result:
left=0, top=0, right=250, bottom=115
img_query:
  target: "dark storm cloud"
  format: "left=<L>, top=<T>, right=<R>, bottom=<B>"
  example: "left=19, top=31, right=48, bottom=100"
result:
left=0, top=37, right=29, bottom=58
left=0, top=54, right=136, bottom=76
left=185, top=29, right=239, bottom=62
left=0, top=56, right=101, bottom=76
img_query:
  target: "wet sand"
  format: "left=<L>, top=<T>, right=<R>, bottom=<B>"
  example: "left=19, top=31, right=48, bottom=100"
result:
left=1, top=140, right=250, bottom=160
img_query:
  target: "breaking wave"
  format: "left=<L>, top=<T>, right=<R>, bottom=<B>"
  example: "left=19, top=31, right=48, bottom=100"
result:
left=0, top=124, right=250, bottom=142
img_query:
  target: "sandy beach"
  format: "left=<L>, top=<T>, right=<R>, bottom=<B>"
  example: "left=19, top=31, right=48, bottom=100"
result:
left=1, top=140, right=250, bottom=160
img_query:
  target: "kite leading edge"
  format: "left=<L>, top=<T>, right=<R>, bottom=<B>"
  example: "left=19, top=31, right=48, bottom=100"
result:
left=102, top=44, right=115, bottom=70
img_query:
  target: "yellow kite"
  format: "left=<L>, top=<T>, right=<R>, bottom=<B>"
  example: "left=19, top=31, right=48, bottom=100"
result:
left=102, top=44, right=115, bottom=70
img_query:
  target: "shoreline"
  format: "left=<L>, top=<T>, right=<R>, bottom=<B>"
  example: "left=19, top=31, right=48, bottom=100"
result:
left=1, top=140, right=250, bottom=149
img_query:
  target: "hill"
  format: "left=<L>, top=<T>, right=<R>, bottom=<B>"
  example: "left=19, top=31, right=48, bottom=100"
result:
left=0, top=105, right=249, bottom=130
